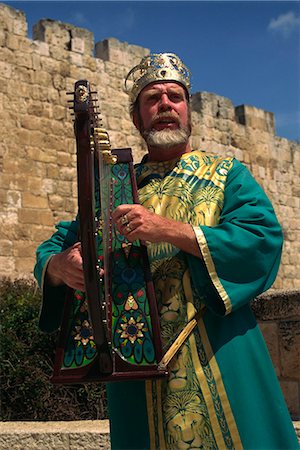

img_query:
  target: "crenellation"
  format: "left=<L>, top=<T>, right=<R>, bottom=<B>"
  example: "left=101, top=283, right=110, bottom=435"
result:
left=235, top=104, right=275, bottom=134
left=0, top=2, right=299, bottom=296
left=0, top=3, right=27, bottom=35
left=95, top=37, right=149, bottom=67
left=33, top=19, right=94, bottom=57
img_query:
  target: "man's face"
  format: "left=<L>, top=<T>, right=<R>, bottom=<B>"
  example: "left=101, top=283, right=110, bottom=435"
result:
left=134, top=82, right=191, bottom=150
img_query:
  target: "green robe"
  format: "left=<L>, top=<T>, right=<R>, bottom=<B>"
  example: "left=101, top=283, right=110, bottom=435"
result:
left=34, top=151, right=299, bottom=449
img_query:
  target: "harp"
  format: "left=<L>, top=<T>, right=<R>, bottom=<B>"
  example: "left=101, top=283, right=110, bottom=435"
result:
left=51, top=80, right=167, bottom=383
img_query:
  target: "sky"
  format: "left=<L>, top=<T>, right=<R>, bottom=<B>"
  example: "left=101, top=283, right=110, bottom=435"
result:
left=5, top=0, right=300, bottom=142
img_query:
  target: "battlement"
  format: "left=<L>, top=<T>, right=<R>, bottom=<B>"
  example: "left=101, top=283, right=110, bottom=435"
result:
left=0, top=2, right=283, bottom=135
left=0, top=1, right=299, bottom=294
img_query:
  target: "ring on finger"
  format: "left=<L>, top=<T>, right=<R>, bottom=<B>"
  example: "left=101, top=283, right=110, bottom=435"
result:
left=125, top=223, right=132, bottom=233
left=121, top=214, right=129, bottom=225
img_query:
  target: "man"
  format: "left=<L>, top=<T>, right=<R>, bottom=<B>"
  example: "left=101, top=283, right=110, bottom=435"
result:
left=34, top=53, right=299, bottom=449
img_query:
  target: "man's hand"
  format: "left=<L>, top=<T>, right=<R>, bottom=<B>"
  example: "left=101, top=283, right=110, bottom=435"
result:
left=112, top=204, right=202, bottom=259
left=112, top=204, right=170, bottom=243
left=46, top=242, right=85, bottom=291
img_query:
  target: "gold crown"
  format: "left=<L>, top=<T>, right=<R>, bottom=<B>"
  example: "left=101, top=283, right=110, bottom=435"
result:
left=125, top=53, right=191, bottom=103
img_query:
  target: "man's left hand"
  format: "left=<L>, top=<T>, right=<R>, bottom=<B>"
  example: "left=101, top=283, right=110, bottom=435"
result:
left=112, top=204, right=202, bottom=259
left=112, top=204, right=167, bottom=243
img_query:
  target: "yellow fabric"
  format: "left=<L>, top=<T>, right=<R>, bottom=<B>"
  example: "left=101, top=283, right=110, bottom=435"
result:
left=137, top=151, right=242, bottom=449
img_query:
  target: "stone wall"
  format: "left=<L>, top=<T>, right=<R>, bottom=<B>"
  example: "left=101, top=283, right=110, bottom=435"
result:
left=252, top=290, right=300, bottom=419
left=0, top=420, right=299, bottom=449
left=0, top=2, right=299, bottom=290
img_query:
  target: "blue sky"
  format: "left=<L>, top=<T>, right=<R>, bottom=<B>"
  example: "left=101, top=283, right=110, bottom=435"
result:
left=5, top=1, right=300, bottom=142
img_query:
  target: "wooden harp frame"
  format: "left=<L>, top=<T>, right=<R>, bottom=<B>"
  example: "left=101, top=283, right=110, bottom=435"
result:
left=51, top=80, right=167, bottom=383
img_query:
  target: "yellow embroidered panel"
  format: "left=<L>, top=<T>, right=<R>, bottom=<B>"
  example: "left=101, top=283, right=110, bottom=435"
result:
left=136, top=151, right=242, bottom=449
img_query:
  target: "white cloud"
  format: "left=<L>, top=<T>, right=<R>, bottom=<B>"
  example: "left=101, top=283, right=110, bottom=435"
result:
left=268, top=11, right=300, bottom=37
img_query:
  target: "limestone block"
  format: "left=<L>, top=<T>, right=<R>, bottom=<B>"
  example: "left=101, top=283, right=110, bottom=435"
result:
left=235, top=105, right=275, bottom=134
left=59, top=167, right=76, bottom=181
left=33, top=20, right=94, bottom=57
left=52, top=73, right=66, bottom=91
left=64, top=198, right=77, bottom=213
left=56, top=180, right=73, bottom=196
left=0, top=215, right=18, bottom=239
left=232, top=147, right=244, bottom=162
left=14, top=240, right=39, bottom=258
left=6, top=33, right=27, bottom=52
left=95, top=37, right=149, bottom=68
left=31, top=39, right=50, bottom=57
left=0, top=3, right=27, bottom=36
left=0, top=27, right=5, bottom=47
left=14, top=49, right=32, bottom=69
left=19, top=115, right=41, bottom=131
left=42, top=178, right=56, bottom=194
left=27, top=148, right=56, bottom=164
left=30, top=224, right=54, bottom=242
left=0, top=189, right=6, bottom=206
left=57, top=151, right=72, bottom=166
left=279, top=320, right=300, bottom=379
left=22, top=192, right=48, bottom=209
left=0, top=433, right=69, bottom=450
left=71, top=36, right=85, bottom=54
left=258, top=165, right=266, bottom=179
left=293, top=279, right=300, bottom=289
left=70, top=54, right=85, bottom=72
left=3, top=158, right=19, bottom=174
left=0, top=421, right=111, bottom=450
left=252, top=291, right=300, bottom=321
left=38, top=57, right=60, bottom=77
left=280, top=380, right=300, bottom=419
left=258, top=322, right=280, bottom=376
left=0, top=60, right=12, bottom=79
left=0, top=255, right=15, bottom=274
left=0, top=239, right=13, bottom=256
left=193, top=92, right=235, bottom=121
left=273, top=277, right=283, bottom=290
left=18, top=209, right=50, bottom=226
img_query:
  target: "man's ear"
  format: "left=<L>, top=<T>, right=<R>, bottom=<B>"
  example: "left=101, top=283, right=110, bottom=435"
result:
left=132, top=110, right=140, bottom=131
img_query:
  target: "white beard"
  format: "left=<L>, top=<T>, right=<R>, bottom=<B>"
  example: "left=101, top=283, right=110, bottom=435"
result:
left=143, top=127, right=190, bottom=149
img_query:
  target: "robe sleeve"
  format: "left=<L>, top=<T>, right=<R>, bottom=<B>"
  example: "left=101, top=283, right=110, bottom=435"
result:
left=187, top=159, right=283, bottom=316
left=33, top=220, right=79, bottom=332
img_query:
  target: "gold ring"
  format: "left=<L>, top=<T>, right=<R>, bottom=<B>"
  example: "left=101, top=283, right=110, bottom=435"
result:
left=126, top=223, right=132, bottom=233
left=121, top=215, right=129, bottom=225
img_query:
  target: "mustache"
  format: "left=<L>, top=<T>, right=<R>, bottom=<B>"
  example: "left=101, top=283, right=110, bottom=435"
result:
left=151, top=112, right=180, bottom=127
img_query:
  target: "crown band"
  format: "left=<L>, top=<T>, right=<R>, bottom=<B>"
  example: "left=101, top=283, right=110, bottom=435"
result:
left=125, top=53, right=191, bottom=104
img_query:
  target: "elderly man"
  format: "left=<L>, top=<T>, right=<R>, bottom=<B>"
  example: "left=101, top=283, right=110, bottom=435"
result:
left=34, top=53, right=298, bottom=449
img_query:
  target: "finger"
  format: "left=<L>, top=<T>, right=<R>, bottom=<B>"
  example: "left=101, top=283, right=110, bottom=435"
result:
left=112, top=205, right=132, bottom=222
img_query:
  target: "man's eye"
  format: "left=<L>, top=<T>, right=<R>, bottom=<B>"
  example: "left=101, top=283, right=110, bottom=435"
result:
left=147, top=95, right=159, bottom=103
left=170, top=94, right=183, bottom=102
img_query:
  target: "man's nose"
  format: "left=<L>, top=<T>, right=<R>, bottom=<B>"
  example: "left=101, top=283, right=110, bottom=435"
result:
left=158, top=93, right=172, bottom=111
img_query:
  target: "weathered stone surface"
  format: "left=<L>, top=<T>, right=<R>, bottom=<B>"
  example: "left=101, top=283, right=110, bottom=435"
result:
left=258, top=322, right=280, bottom=376
left=279, top=320, right=300, bottom=379
left=252, top=291, right=300, bottom=320
left=0, top=420, right=111, bottom=450
left=280, top=382, right=300, bottom=420
left=0, top=419, right=298, bottom=448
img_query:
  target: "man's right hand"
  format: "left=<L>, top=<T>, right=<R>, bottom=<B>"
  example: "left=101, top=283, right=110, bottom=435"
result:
left=46, top=242, right=85, bottom=292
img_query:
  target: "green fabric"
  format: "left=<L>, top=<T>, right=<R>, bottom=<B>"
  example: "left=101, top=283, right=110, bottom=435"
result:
left=202, top=307, right=298, bottom=449
left=34, top=220, right=78, bottom=332
left=34, top=152, right=299, bottom=449
left=106, top=381, right=150, bottom=450
left=189, top=162, right=283, bottom=316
